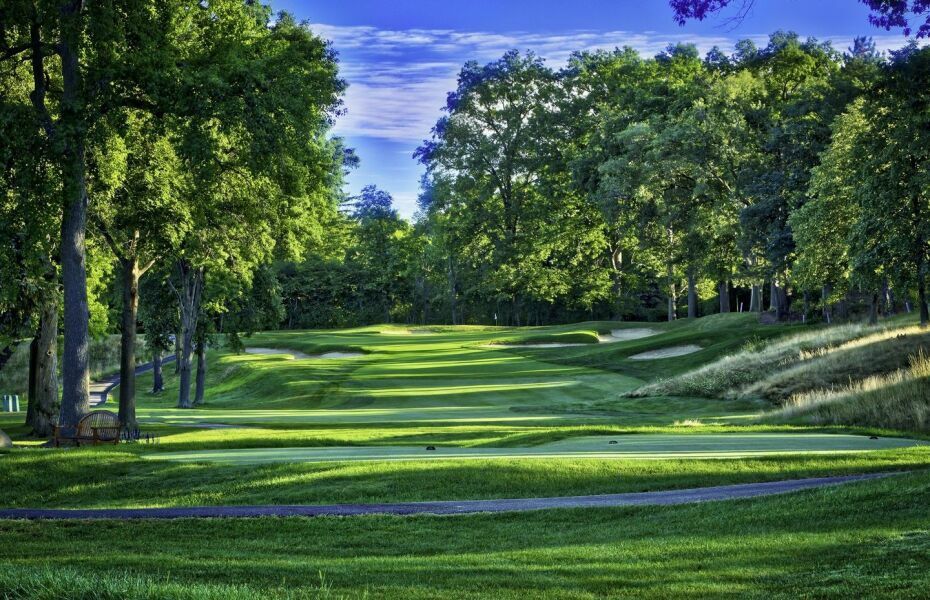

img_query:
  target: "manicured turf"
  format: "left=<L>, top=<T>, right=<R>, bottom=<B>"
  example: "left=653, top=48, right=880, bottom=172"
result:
left=1, top=470, right=929, bottom=598
left=143, top=433, right=923, bottom=464
left=2, top=316, right=929, bottom=598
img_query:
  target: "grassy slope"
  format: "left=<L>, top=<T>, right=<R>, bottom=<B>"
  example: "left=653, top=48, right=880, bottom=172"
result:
left=2, top=315, right=930, bottom=598
left=737, top=325, right=930, bottom=403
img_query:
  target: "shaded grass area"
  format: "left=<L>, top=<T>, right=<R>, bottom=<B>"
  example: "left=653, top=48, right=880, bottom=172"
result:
left=0, top=334, right=147, bottom=398
left=1, top=471, right=929, bottom=598
left=0, top=443, right=927, bottom=508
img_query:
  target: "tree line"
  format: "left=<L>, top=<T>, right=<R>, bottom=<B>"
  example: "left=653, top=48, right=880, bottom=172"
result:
left=3, top=1, right=930, bottom=439
left=282, top=34, right=930, bottom=332
left=1, top=2, right=346, bottom=436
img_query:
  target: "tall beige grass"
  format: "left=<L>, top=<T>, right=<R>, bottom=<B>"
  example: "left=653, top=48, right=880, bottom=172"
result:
left=770, top=350, right=930, bottom=432
left=734, top=326, right=930, bottom=403
left=627, top=323, right=875, bottom=398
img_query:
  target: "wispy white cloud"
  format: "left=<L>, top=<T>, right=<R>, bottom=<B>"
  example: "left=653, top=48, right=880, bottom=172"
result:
left=315, top=23, right=913, bottom=144
left=319, top=24, right=752, bottom=142
left=313, top=22, right=917, bottom=217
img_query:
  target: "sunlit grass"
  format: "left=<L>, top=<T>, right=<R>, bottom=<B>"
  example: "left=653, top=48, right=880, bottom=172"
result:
left=3, top=316, right=930, bottom=597
left=2, top=471, right=930, bottom=598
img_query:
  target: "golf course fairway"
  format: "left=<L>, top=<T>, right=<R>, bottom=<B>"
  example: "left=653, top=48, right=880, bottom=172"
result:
left=144, top=433, right=923, bottom=464
left=3, top=317, right=930, bottom=598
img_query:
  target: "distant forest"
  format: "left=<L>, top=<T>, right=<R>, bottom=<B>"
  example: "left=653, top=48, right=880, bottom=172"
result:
left=281, top=33, right=930, bottom=328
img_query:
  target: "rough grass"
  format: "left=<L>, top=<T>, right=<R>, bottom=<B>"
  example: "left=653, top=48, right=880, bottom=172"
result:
left=770, top=351, right=930, bottom=432
left=0, top=566, right=309, bottom=600
left=627, top=322, right=904, bottom=399
left=736, top=326, right=930, bottom=403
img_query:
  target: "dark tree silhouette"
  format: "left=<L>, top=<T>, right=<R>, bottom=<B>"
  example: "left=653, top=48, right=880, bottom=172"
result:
left=670, top=0, right=930, bottom=37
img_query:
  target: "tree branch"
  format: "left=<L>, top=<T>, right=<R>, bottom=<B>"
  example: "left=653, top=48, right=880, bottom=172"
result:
left=89, top=213, right=126, bottom=261
left=28, top=14, right=55, bottom=140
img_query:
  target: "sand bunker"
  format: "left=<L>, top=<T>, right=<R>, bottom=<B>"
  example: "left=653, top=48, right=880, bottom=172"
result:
left=629, top=345, right=702, bottom=360
left=317, top=352, right=364, bottom=359
left=484, top=343, right=587, bottom=349
left=598, top=328, right=658, bottom=343
left=245, top=348, right=363, bottom=360
left=245, top=347, right=312, bottom=360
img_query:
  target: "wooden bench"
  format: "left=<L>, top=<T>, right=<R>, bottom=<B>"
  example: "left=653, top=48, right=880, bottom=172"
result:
left=52, top=410, right=122, bottom=447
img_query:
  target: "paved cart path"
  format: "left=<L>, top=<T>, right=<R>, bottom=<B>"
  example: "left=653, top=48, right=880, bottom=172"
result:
left=0, top=472, right=896, bottom=520
left=90, top=355, right=176, bottom=407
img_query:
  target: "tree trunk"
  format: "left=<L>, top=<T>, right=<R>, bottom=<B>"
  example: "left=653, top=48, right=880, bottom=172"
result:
left=718, top=280, right=731, bottom=313
left=174, top=331, right=181, bottom=374
left=610, top=246, right=624, bottom=306
left=194, top=336, right=206, bottom=406
left=822, top=284, right=833, bottom=324
left=881, top=277, right=892, bottom=316
left=57, top=8, right=90, bottom=431
left=749, top=284, right=762, bottom=313
left=667, top=282, right=677, bottom=322
left=151, top=349, right=164, bottom=394
left=118, top=257, right=141, bottom=428
left=769, top=281, right=777, bottom=311
left=774, top=281, right=790, bottom=321
left=869, top=290, right=879, bottom=325
left=909, top=188, right=929, bottom=326
left=26, top=301, right=59, bottom=437
left=686, top=271, right=698, bottom=319
left=26, top=337, right=38, bottom=429
left=174, top=261, right=204, bottom=409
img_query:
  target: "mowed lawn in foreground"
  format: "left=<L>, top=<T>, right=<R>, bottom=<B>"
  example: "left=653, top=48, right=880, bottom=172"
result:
left=1, top=471, right=929, bottom=598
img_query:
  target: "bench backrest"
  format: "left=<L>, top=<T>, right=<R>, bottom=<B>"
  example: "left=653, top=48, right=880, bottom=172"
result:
left=76, top=410, right=121, bottom=441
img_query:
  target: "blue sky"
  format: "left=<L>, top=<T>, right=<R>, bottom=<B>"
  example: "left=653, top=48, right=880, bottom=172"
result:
left=273, top=0, right=914, bottom=217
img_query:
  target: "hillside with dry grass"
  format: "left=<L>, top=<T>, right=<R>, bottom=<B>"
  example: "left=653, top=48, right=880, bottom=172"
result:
left=625, top=317, right=930, bottom=432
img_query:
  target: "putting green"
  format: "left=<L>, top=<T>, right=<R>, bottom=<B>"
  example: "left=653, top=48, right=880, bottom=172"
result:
left=143, top=433, right=924, bottom=464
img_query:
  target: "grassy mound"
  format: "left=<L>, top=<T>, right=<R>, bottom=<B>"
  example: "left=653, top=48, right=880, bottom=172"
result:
left=737, top=326, right=930, bottom=403
left=627, top=322, right=898, bottom=399
left=769, top=351, right=930, bottom=432
left=506, top=330, right=600, bottom=345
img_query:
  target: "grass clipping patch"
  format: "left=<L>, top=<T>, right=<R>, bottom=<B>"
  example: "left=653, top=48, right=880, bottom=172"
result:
left=771, top=350, right=930, bottom=432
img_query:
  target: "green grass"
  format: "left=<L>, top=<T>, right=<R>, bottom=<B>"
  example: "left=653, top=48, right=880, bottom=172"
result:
left=3, top=444, right=928, bottom=509
left=3, top=314, right=930, bottom=597
left=143, top=433, right=924, bottom=464
left=1, top=470, right=929, bottom=598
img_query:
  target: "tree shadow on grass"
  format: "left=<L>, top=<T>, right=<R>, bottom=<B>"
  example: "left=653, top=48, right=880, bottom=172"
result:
left=1, top=473, right=929, bottom=597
